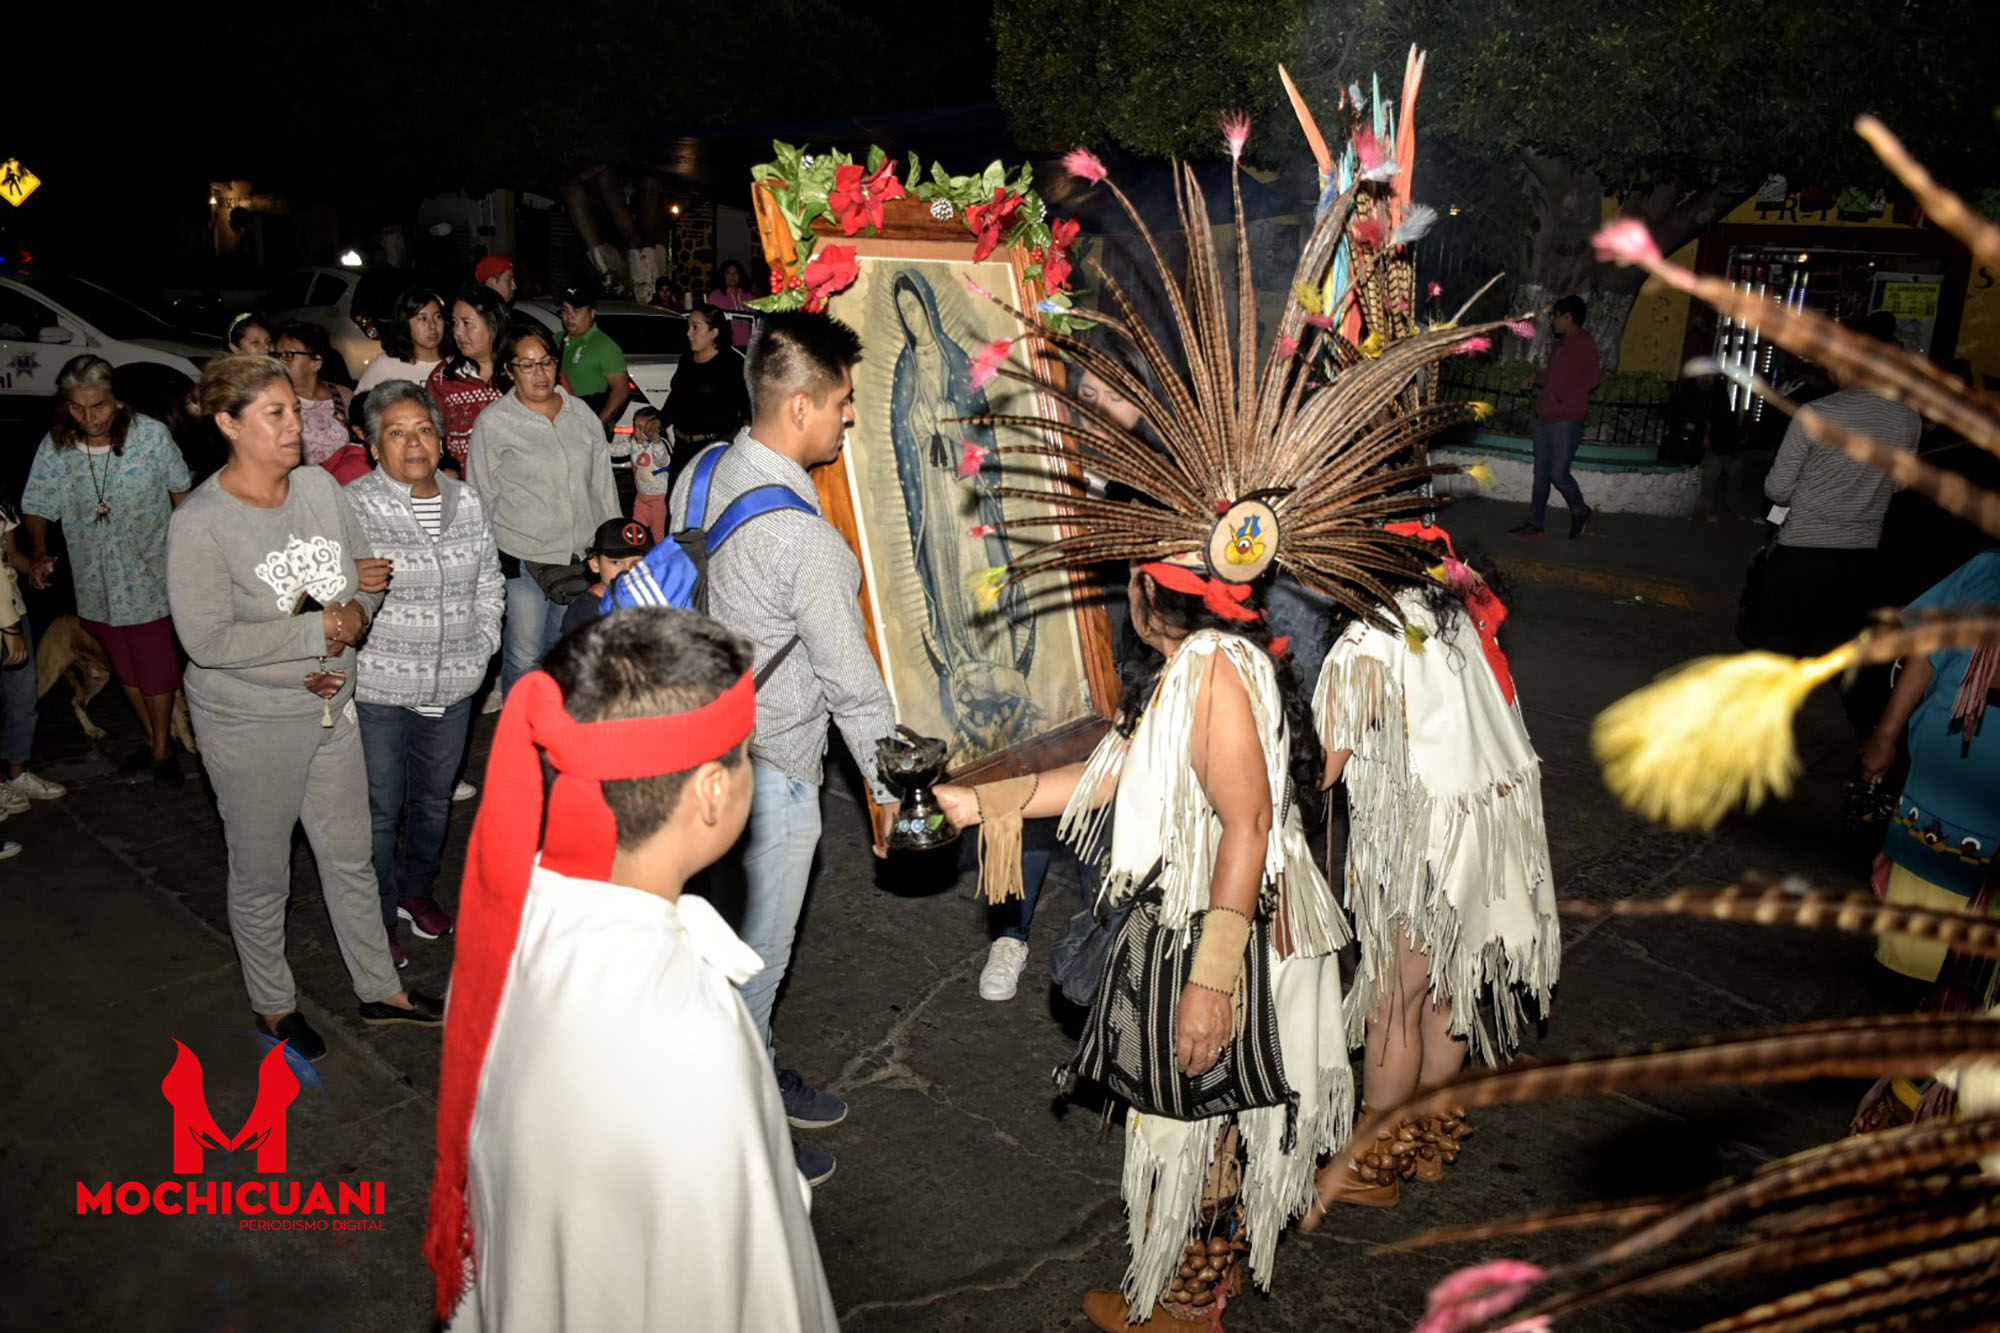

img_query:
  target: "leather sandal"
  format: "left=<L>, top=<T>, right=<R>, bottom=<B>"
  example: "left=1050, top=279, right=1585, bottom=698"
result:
left=1082, top=1289, right=1209, bottom=1331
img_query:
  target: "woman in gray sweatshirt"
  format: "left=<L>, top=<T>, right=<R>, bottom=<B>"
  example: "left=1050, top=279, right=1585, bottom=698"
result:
left=465, top=324, right=617, bottom=696
left=167, top=355, right=442, bottom=1062
left=346, top=380, right=503, bottom=962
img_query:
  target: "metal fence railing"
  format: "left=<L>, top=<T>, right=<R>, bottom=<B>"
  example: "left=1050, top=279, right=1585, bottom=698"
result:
left=1436, top=362, right=1669, bottom=450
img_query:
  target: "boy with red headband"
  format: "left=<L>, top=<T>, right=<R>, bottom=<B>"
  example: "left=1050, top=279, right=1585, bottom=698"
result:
left=424, top=608, right=836, bottom=1332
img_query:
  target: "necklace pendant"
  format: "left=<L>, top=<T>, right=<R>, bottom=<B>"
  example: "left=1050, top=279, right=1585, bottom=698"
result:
left=94, top=502, right=111, bottom=523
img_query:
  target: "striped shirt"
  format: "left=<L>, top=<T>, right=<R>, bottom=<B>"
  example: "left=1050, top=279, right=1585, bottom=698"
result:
left=1765, top=389, right=1921, bottom=550
left=410, top=493, right=443, bottom=541
left=668, top=434, right=895, bottom=798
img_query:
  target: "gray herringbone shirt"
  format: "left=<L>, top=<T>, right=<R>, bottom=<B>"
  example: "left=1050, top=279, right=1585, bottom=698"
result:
left=670, top=433, right=895, bottom=797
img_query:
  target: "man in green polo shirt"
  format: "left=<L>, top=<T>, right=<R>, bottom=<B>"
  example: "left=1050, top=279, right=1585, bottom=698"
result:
left=558, top=286, right=632, bottom=443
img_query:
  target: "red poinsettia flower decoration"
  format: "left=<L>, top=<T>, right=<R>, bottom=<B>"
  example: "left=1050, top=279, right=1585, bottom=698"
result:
left=1040, top=216, right=1081, bottom=292
left=828, top=158, right=906, bottom=236
left=801, top=245, right=859, bottom=312
left=965, top=187, right=1025, bottom=262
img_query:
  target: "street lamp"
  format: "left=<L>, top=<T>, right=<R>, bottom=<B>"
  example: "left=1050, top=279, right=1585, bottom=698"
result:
left=339, top=249, right=364, bottom=268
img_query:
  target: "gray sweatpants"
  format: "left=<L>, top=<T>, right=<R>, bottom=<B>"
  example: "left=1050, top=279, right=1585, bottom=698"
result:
left=192, top=700, right=404, bottom=1014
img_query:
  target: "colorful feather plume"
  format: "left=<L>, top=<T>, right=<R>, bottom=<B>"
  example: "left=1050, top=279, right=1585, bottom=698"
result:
left=1592, top=646, right=1855, bottom=831
left=948, top=49, right=1538, bottom=629
left=1062, top=146, right=1107, bottom=185
left=969, top=338, right=1012, bottom=390
left=1391, top=203, right=1438, bottom=246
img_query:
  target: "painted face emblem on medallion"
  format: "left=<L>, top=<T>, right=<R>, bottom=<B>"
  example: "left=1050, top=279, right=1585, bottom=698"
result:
left=1206, top=498, right=1280, bottom=583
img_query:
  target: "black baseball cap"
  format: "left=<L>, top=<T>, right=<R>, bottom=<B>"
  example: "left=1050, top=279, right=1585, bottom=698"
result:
left=588, top=519, right=655, bottom=559
left=558, top=285, right=598, bottom=310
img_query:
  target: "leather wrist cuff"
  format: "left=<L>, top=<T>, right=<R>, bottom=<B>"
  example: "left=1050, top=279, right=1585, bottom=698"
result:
left=1189, top=906, right=1252, bottom=992
left=973, top=774, right=1040, bottom=906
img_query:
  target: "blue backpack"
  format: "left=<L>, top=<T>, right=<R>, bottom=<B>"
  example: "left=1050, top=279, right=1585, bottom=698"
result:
left=600, top=442, right=817, bottom=683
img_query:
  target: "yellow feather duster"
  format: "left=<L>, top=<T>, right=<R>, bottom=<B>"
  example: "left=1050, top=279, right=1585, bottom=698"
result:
left=1294, top=282, right=1323, bottom=315
left=1469, top=400, right=1495, bottom=422
left=1592, top=646, right=1856, bottom=831
left=1467, top=460, right=1497, bottom=488
left=1360, top=330, right=1386, bottom=359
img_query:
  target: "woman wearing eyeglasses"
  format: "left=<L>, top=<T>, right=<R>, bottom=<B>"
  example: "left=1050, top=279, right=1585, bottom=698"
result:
left=464, top=324, right=617, bottom=695
left=274, top=321, right=354, bottom=467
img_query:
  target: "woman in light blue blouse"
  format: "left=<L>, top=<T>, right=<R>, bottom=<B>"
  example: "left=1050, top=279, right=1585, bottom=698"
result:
left=22, top=355, right=192, bottom=784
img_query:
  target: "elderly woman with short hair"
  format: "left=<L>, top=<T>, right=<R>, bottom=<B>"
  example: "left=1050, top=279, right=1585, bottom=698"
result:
left=22, top=353, right=192, bottom=786
left=168, top=354, right=439, bottom=1060
left=346, top=380, right=503, bottom=965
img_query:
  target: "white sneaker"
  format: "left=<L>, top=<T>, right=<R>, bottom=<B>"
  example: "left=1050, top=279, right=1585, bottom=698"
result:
left=0, top=839, right=19, bottom=859
left=978, top=938, right=1031, bottom=1001
left=0, top=787, right=28, bottom=815
left=7, top=771, right=66, bottom=801
left=452, top=780, right=478, bottom=802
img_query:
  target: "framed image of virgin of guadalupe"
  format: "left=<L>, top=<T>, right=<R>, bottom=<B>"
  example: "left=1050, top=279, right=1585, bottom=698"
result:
left=751, top=180, right=1117, bottom=782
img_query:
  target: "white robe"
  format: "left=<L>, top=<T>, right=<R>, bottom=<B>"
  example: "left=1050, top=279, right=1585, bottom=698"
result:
left=1316, top=589, right=1560, bottom=1064
left=452, top=864, right=838, bottom=1333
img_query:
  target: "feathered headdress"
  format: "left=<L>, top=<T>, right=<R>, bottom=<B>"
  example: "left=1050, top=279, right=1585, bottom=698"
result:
left=961, top=48, right=1520, bottom=627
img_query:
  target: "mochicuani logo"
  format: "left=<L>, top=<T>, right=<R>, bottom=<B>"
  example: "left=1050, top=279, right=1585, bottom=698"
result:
left=76, top=1040, right=387, bottom=1222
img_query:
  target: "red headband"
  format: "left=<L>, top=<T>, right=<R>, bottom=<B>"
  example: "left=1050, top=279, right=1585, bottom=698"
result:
left=1141, top=560, right=1262, bottom=623
left=424, top=669, right=754, bottom=1319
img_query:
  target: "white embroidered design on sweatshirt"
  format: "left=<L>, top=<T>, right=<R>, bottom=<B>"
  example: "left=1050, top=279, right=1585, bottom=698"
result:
left=253, top=534, right=347, bottom=612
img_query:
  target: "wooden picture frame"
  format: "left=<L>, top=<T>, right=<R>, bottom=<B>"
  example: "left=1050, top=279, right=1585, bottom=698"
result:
left=752, top=185, right=1118, bottom=783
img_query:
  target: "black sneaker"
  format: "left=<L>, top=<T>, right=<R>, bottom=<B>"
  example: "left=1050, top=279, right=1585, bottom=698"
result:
left=358, top=989, right=444, bottom=1026
left=153, top=756, right=185, bottom=788
left=1570, top=508, right=1592, bottom=539
left=776, top=1068, right=848, bottom=1128
left=1505, top=522, right=1545, bottom=537
left=795, top=1141, right=836, bottom=1187
left=258, top=1011, right=327, bottom=1062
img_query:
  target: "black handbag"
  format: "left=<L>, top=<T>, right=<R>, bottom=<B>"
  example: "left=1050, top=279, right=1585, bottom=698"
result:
left=524, top=557, right=593, bottom=606
left=1063, top=894, right=1295, bottom=1126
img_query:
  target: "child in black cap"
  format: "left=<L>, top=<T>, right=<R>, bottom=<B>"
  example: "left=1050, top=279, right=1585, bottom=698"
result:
left=559, top=518, right=656, bottom=637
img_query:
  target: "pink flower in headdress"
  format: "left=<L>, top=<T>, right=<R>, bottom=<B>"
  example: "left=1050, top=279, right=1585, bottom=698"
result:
left=1275, top=333, right=1299, bottom=359
left=1413, top=1260, right=1549, bottom=1333
left=1219, top=111, right=1252, bottom=161
left=1063, top=146, right=1108, bottom=185
left=1592, top=216, right=1663, bottom=267
left=957, top=440, right=990, bottom=479
left=970, top=338, right=1013, bottom=390
left=1441, top=556, right=1477, bottom=592
left=1507, top=318, right=1538, bottom=339
left=1354, top=127, right=1398, bottom=180
left=1427, top=280, right=1444, bottom=298
left=1303, top=312, right=1335, bottom=330
left=968, top=523, right=997, bottom=537
left=1453, top=335, right=1492, bottom=355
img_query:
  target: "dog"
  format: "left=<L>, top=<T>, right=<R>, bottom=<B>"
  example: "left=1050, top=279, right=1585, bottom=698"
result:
left=34, top=614, right=197, bottom=754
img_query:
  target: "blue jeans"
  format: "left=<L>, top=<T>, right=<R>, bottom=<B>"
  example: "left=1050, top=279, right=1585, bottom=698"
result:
left=357, top=699, right=474, bottom=928
left=1530, top=417, right=1589, bottom=526
left=0, top=617, right=36, bottom=764
left=990, top=848, right=1054, bottom=943
left=736, top=763, right=823, bottom=1054
left=501, top=568, right=570, bottom=694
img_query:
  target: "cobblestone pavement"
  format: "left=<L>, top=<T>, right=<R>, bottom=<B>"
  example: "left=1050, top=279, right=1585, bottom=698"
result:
left=3, top=498, right=1904, bottom=1331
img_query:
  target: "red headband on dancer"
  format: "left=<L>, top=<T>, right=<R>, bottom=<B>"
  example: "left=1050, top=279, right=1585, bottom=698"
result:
left=1384, top=519, right=1517, bottom=703
left=1141, top=558, right=1261, bottom=623
left=422, top=668, right=755, bottom=1319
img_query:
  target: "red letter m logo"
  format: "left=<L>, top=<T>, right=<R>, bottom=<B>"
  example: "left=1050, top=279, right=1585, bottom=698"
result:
left=161, top=1041, right=301, bottom=1174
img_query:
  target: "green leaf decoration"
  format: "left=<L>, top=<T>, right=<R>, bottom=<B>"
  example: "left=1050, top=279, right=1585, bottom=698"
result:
left=866, top=144, right=885, bottom=173
left=926, top=813, right=945, bottom=830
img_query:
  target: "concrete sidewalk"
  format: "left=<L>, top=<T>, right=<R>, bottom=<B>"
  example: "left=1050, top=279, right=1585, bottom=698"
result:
left=1, top=496, right=1902, bottom=1331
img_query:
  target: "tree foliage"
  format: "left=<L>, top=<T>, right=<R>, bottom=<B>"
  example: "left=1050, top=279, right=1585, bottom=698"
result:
left=994, top=0, right=1309, bottom=158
